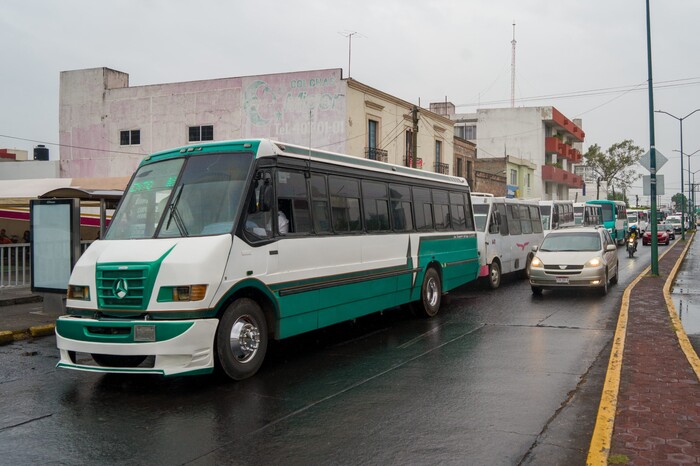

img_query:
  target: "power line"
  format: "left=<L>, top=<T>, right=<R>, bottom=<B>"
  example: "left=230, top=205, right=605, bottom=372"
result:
left=453, top=76, right=700, bottom=108
left=0, top=134, right=147, bottom=156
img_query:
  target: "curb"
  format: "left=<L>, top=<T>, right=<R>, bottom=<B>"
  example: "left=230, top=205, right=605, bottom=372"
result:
left=586, top=237, right=689, bottom=465
left=0, top=324, right=56, bottom=345
left=0, top=295, right=43, bottom=307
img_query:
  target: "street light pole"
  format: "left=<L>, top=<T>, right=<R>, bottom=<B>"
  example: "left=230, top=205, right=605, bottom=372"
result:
left=645, top=0, right=659, bottom=275
left=655, top=108, right=700, bottom=241
left=674, top=148, right=700, bottom=227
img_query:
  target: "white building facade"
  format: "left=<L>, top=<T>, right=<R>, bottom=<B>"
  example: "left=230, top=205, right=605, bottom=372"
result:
left=59, top=67, right=454, bottom=179
left=449, top=106, right=585, bottom=200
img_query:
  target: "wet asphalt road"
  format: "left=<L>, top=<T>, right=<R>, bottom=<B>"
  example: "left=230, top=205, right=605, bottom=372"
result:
left=0, top=244, right=658, bottom=465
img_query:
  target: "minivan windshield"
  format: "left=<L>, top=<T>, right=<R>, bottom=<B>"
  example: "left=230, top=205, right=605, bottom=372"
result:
left=540, top=232, right=602, bottom=252
left=106, top=152, right=253, bottom=240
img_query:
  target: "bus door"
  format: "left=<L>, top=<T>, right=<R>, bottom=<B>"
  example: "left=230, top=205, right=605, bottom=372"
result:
left=492, top=203, right=509, bottom=270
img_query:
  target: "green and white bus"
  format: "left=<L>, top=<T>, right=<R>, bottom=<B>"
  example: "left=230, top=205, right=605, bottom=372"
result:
left=587, top=199, right=628, bottom=244
left=56, top=139, right=480, bottom=380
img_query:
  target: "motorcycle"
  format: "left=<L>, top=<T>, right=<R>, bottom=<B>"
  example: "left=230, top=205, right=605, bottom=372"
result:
left=627, top=236, right=637, bottom=258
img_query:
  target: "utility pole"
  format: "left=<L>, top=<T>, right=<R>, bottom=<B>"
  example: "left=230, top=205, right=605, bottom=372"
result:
left=411, top=105, right=419, bottom=168
left=645, top=0, right=659, bottom=275
left=510, top=22, right=516, bottom=108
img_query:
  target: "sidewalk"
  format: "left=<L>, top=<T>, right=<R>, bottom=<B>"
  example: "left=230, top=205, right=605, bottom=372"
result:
left=0, top=286, right=58, bottom=343
left=590, top=234, right=700, bottom=464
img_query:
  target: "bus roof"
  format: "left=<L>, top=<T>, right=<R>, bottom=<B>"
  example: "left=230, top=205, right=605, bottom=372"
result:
left=142, top=138, right=470, bottom=189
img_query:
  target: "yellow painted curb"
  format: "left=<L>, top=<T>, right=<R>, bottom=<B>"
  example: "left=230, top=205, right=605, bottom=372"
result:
left=586, top=240, right=680, bottom=465
left=0, top=330, right=13, bottom=345
left=29, top=324, right=56, bottom=338
left=663, top=234, right=700, bottom=380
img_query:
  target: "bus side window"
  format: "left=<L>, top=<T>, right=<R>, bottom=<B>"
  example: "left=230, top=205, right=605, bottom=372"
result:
left=529, top=205, right=542, bottom=233
left=277, top=170, right=312, bottom=235
left=310, top=174, right=331, bottom=234
left=495, top=203, right=509, bottom=235
left=508, top=205, right=522, bottom=235
left=413, top=187, right=433, bottom=231
left=488, top=211, right=500, bottom=234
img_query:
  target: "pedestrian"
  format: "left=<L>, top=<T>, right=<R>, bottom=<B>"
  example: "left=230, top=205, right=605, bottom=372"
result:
left=0, top=229, right=11, bottom=244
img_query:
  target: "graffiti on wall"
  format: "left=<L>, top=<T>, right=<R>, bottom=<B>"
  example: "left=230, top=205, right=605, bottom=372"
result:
left=241, top=70, right=346, bottom=151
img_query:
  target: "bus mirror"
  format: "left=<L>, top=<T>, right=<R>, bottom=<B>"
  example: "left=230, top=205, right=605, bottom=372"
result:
left=260, top=182, right=273, bottom=212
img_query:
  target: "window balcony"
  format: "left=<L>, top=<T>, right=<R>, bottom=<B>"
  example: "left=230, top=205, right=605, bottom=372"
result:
left=365, top=147, right=388, bottom=162
left=542, top=164, right=584, bottom=188
left=434, top=162, right=450, bottom=175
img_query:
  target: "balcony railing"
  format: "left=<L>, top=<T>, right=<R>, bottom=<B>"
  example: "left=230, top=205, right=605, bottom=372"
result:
left=434, top=162, right=450, bottom=175
left=365, top=147, right=388, bottom=162
left=542, top=165, right=583, bottom=188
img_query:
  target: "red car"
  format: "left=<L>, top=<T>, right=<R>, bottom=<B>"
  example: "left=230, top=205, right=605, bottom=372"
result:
left=642, top=227, right=670, bottom=245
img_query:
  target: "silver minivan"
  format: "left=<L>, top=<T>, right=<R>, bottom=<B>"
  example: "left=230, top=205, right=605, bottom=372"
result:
left=529, top=226, right=619, bottom=296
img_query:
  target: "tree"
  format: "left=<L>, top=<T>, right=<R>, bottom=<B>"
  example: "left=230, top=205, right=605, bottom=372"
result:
left=584, top=140, right=644, bottom=201
left=672, top=192, right=687, bottom=212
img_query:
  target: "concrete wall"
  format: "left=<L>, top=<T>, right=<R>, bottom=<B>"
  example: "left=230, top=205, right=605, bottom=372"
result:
left=0, top=160, right=60, bottom=180
left=60, top=68, right=347, bottom=178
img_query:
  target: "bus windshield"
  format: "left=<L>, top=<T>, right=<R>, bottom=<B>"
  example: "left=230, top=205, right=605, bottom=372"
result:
left=106, top=152, right=253, bottom=240
left=473, top=204, right=489, bottom=232
left=600, top=203, right=614, bottom=222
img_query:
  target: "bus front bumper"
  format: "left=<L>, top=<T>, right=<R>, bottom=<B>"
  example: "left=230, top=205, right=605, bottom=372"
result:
left=55, top=316, right=219, bottom=376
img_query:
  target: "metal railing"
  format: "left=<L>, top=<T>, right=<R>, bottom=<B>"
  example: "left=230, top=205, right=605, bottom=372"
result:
left=434, top=162, right=450, bottom=175
left=365, top=147, right=388, bottom=162
left=0, top=243, right=30, bottom=288
left=0, top=240, right=94, bottom=288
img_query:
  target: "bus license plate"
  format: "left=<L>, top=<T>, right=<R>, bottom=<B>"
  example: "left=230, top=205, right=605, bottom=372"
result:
left=556, top=276, right=569, bottom=284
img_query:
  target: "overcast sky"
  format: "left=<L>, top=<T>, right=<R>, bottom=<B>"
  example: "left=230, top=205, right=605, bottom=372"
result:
left=1, top=0, right=699, bottom=204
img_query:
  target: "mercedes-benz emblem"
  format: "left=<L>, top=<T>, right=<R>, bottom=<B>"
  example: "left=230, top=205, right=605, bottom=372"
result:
left=113, top=278, right=129, bottom=299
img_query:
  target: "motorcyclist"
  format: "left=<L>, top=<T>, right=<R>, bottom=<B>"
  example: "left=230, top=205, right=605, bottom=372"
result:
left=627, top=225, right=639, bottom=252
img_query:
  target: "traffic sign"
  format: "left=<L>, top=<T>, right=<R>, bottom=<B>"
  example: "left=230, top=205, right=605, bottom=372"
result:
left=639, top=150, right=667, bottom=172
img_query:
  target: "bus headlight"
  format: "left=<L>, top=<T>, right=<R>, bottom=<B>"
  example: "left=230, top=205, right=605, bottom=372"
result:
left=67, top=285, right=90, bottom=300
left=158, top=285, right=208, bottom=302
left=530, top=257, right=543, bottom=268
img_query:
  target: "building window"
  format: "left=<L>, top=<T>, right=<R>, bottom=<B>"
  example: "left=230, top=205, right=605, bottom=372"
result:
left=510, top=169, right=518, bottom=185
left=189, top=125, right=214, bottom=142
left=456, top=158, right=463, bottom=178
left=405, top=129, right=413, bottom=166
left=456, top=125, right=477, bottom=140
left=435, top=140, right=442, bottom=165
left=368, top=120, right=378, bottom=150
left=526, top=173, right=531, bottom=188
left=120, top=130, right=140, bottom=146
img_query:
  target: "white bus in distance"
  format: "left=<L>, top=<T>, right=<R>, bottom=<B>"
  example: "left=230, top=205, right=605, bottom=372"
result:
left=627, top=209, right=649, bottom=232
left=574, top=202, right=604, bottom=227
left=538, top=200, right=575, bottom=235
left=472, top=194, right=545, bottom=288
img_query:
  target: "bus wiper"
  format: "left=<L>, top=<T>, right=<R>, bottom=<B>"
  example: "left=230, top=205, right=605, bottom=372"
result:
left=165, top=185, right=189, bottom=237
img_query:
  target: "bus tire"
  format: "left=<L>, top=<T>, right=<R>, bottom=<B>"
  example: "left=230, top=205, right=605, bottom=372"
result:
left=215, top=298, right=268, bottom=380
left=91, top=354, right=147, bottom=368
left=488, top=261, right=501, bottom=289
left=411, top=267, right=442, bottom=318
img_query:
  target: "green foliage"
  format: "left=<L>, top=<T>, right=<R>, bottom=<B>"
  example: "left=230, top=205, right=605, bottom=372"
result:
left=672, top=192, right=687, bottom=211
left=584, top=140, right=644, bottom=199
left=608, top=454, right=630, bottom=464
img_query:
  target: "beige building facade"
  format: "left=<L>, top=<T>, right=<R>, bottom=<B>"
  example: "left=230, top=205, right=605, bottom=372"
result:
left=59, top=67, right=454, bottom=179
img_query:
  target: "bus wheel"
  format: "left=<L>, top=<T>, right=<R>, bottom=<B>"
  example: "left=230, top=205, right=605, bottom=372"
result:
left=91, top=354, right=147, bottom=367
left=216, top=298, right=268, bottom=380
left=488, top=261, right=501, bottom=289
left=411, top=267, right=442, bottom=318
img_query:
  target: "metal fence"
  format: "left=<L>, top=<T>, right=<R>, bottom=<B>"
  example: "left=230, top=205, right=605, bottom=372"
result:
left=0, top=241, right=93, bottom=288
left=0, top=243, right=30, bottom=288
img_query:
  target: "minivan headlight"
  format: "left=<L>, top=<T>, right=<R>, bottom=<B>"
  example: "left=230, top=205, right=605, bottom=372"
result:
left=530, top=257, right=543, bottom=268
left=585, top=257, right=602, bottom=268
